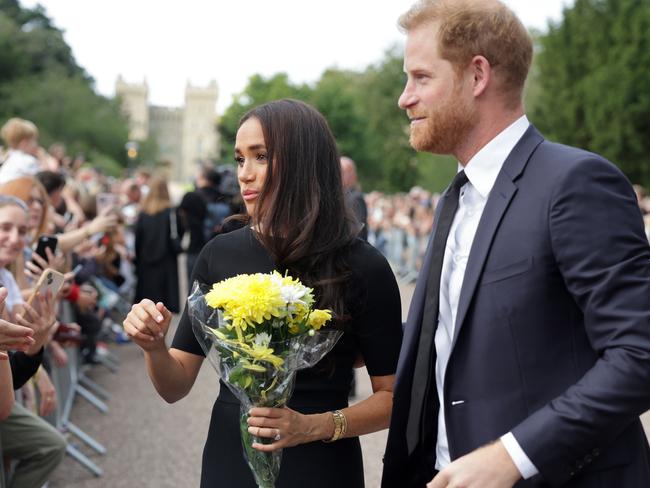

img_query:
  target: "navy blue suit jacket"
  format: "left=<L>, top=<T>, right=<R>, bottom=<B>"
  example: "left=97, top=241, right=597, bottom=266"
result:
left=382, top=126, right=650, bottom=487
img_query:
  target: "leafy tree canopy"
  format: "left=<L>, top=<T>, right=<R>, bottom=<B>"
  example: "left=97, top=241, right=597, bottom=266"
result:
left=0, top=0, right=130, bottom=175
left=530, top=0, right=650, bottom=186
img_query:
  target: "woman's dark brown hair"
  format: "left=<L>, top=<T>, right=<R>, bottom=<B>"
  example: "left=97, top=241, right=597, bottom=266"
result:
left=239, top=99, right=358, bottom=320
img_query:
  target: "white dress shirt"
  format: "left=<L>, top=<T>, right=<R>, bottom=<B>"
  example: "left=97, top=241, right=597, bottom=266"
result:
left=434, top=115, right=538, bottom=479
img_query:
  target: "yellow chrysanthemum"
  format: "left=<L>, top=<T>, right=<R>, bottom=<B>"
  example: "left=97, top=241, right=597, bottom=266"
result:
left=205, top=273, right=286, bottom=331
left=246, top=344, right=284, bottom=368
left=308, top=309, right=332, bottom=330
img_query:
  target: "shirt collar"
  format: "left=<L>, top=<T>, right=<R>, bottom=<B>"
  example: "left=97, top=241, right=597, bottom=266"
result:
left=460, top=115, right=530, bottom=198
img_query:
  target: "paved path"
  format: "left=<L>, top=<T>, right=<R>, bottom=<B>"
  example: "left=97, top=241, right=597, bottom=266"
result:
left=49, top=279, right=650, bottom=487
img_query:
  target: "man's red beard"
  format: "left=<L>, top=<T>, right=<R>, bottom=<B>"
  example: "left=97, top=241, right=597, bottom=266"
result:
left=409, top=87, right=477, bottom=155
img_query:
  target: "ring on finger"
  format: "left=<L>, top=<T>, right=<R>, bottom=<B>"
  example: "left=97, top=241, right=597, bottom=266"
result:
left=274, top=429, right=281, bottom=441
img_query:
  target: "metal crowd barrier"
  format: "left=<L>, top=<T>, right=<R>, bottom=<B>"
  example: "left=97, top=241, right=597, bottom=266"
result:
left=2, top=292, right=123, bottom=484
left=51, top=346, right=107, bottom=477
left=370, top=227, right=425, bottom=284
left=47, top=301, right=121, bottom=478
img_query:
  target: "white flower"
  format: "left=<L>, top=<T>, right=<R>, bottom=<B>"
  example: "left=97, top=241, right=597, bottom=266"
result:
left=270, top=273, right=284, bottom=288
left=280, top=284, right=307, bottom=305
left=254, top=332, right=271, bottom=348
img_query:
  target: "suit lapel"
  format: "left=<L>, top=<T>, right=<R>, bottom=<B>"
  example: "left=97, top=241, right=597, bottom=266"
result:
left=451, top=126, right=544, bottom=348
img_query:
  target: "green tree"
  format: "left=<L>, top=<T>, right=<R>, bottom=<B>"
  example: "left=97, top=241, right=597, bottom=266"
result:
left=218, top=46, right=461, bottom=193
left=0, top=1, right=131, bottom=174
left=310, top=68, right=367, bottom=167
left=218, top=73, right=311, bottom=161
left=531, top=0, right=650, bottom=186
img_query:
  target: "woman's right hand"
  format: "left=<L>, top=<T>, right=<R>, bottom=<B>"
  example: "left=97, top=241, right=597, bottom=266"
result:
left=0, top=288, right=35, bottom=358
left=123, top=299, right=172, bottom=352
left=87, top=208, right=118, bottom=235
left=15, top=293, right=57, bottom=355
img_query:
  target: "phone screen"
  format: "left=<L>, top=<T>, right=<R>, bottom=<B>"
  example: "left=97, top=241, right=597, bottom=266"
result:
left=96, top=193, right=118, bottom=215
left=34, top=236, right=58, bottom=262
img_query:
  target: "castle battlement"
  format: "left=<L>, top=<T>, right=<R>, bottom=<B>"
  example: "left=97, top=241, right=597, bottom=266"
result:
left=115, top=77, right=219, bottom=182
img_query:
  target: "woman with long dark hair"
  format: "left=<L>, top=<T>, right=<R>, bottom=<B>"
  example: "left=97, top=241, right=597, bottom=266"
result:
left=124, top=99, right=402, bottom=487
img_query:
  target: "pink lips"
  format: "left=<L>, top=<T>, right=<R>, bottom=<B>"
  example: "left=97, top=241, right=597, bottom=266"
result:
left=242, top=190, right=259, bottom=201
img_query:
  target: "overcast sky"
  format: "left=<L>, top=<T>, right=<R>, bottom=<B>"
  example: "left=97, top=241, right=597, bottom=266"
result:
left=21, top=0, right=572, bottom=113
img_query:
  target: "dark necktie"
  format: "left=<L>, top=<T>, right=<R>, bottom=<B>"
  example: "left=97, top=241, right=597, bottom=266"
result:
left=406, top=170, right=469, bottom=454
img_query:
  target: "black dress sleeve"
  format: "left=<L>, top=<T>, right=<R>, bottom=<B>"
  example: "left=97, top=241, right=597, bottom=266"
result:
left=170, top=242, right=212, bottom=357
left=9, top=348, right=43, bottom=390
left=349, top=242, right=402, bottom=376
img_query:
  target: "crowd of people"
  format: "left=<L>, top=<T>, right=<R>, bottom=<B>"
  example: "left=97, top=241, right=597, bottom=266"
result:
left=1, top=108, right=650, bottom=487
left=1, top=109, right=650, bottom=486
left=366, top=183, right=650, bottom=284
left=2, top=3, right=650, bottom=485
left=0, top=116, right=243, bottom=487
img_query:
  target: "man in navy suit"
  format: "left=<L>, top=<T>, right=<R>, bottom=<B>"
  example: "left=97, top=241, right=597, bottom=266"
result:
left=382, top=1, right=650, bottom=487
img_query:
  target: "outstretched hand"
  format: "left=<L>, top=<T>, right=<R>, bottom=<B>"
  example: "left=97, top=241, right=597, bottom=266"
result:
left=123, top=299, right=173, bottom=351
left=0, top=288, right=35, bottom=360
left=15, top=292, right=57, bottom=355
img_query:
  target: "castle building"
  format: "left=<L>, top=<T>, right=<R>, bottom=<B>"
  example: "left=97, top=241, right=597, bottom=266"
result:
left=115, top=76, right=219, bottom=182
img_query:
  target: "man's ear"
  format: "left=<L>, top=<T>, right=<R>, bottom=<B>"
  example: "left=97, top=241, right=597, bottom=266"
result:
left=470, top=55, right=491, bottom=98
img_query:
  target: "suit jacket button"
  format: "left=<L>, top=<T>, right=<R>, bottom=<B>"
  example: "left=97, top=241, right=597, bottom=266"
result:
left=585, top=455, right=593, bottom=464
left=569, top=471, right=576, bottom=477
left=592, top=448, right=600, bottom=456
left=576, top=462, right=584, bottom=470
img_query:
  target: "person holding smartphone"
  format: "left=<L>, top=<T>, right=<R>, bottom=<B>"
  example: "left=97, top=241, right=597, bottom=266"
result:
left=0, top=194, right=66, bottom=488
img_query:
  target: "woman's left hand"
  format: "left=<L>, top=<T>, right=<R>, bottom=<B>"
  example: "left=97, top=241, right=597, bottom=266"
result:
left=247, top=407, right=326, bottom=452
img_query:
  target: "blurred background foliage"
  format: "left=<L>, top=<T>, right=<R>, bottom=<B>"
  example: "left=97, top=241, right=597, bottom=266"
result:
left=1, top=0, right=649, bottom=188
left=0, top=0, right=129, bottom=175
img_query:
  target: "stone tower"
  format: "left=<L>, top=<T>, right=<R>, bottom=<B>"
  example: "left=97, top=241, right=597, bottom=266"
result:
left=115, top=76, right=149, bottom=141
left=115, top=77, right=219, bottom=182
left=181, top=81, right=219, bottom=182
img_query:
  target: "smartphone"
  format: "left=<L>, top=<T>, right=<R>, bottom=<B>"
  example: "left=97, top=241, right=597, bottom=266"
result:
left=96, top=193, right=118, bottom=215
left=27, top=268, right=65, bottom=306
left=33, top=235, right=58, bottom=264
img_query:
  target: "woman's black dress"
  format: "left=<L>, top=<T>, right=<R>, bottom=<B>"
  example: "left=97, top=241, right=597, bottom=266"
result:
left=172, top=226, right=403, bottom=487
left=134, top=207, right=180, bottom=313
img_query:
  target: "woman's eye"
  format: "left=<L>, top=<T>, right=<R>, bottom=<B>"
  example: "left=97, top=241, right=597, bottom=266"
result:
left=235, top=156, right=244, bottom=166
left=256, top=153, right=267, bottom=161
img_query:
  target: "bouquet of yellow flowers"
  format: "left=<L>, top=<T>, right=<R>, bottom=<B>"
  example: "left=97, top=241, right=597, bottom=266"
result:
left=188, top=272, right=342, bottom=488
